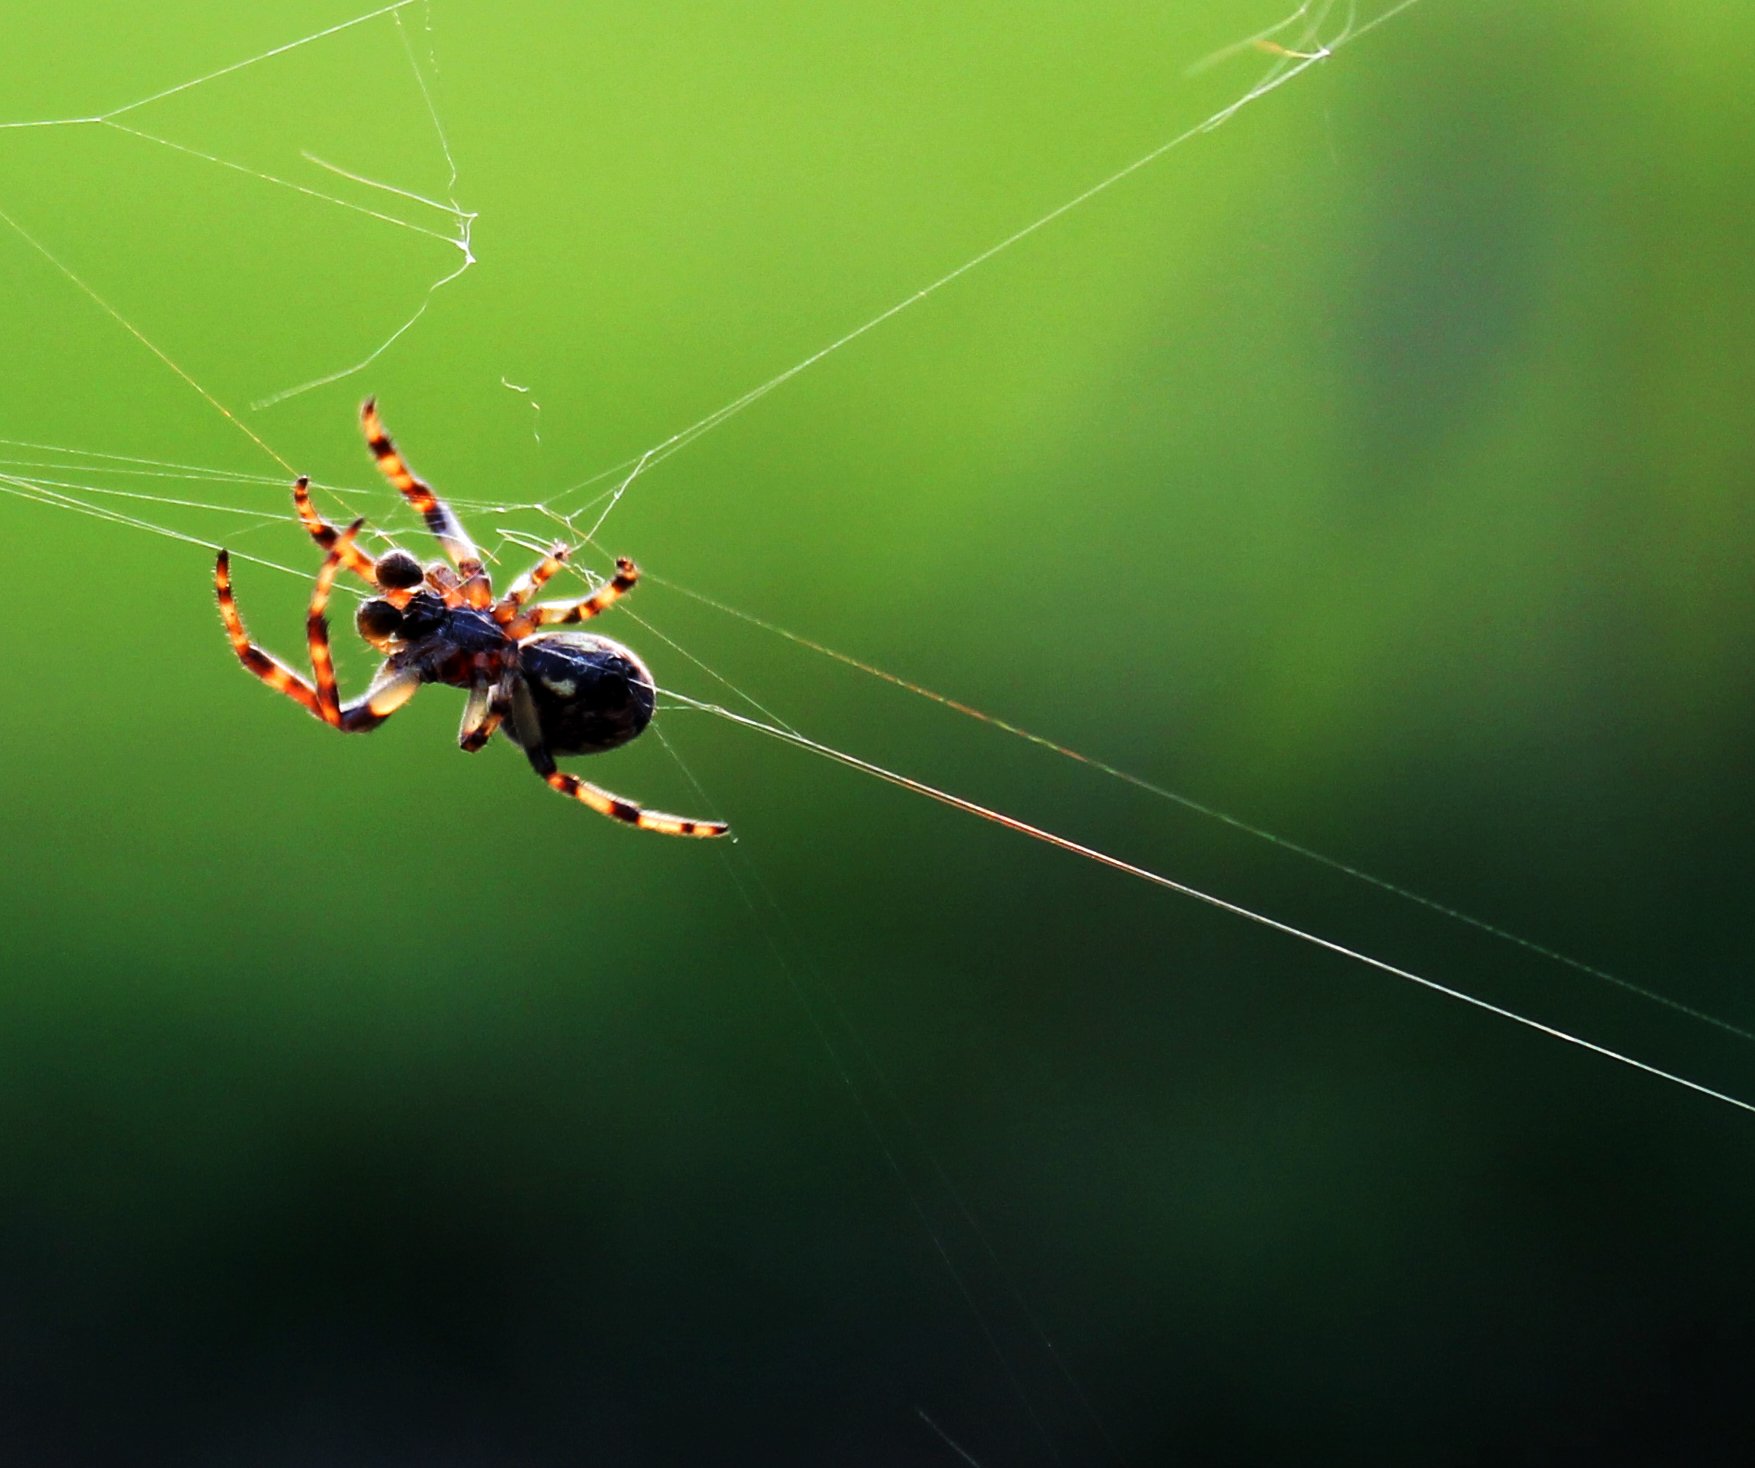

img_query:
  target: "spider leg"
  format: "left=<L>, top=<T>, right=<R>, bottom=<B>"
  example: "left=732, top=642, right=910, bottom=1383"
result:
left=505, top=557, right=640, bottom=638
left=457, top=681, right=504, bottom=752
left=493, top=542, right=571, bottom=626
left=507, top=682, right=728, bottom=838
left=360, top=398, right=493, bottom=610
left=215, top=550, right=325, bottom=719
left=216, top=524, right=422, bottom=733
left=291, top=476, right=431, bottom=603
left=335, top=663, right=423, bottom=732
left=300, top=519, right=427, bottom=730
left=305, top=518, right=364, bottom=725
left=291, top=476, right=378, bottom=584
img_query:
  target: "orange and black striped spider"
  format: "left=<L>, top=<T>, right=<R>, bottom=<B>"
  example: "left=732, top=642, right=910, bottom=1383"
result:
left=214, top=400, right=728, bottom=838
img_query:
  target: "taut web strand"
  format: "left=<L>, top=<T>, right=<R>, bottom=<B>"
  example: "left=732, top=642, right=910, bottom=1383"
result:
left=669, top=693, right=1755, bottom=1120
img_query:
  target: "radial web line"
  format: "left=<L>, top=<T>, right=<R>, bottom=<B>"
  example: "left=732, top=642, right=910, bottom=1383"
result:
left=917, top=1409, right=987, bottom=1468
left=250, top=241, right=475, bottom=411
left=1, top=475, right=297, bottom=521
left=0, top=441, right=298, bottom=484
left=643, top=571, right=1754, bottom=1045
left=103, top=0, right=424, bottom=121
left=0, top=196, right=406, bottom=529
left=552, top=498, right=1745, bottom=1056
left=0, top=201, right=294, bottom=475
left=393, top=5, right=461, bottom=196
left=0, top=473, right=311, bottom=582
left=301, top=151, right=466, bottom=221
left=668, top=693, right=1755, bottom=1119
left=253, top=12, right=474, bottom=410
left=0, top=459, right=279, bottom=489
left=0, top=2, right=476, bottom=527
left=549, top=0, right=1424, bottom=534
left=0, top=1, right=422, bottom=130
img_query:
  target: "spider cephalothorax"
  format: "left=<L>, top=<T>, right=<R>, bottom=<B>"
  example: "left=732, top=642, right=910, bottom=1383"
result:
left=213, top=400, right=727, bottom=838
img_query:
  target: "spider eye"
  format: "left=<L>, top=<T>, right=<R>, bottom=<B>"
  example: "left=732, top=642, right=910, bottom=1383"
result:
left=355, top=598, right=405, bottom=646
left=375, top=550, right=424, bottom=590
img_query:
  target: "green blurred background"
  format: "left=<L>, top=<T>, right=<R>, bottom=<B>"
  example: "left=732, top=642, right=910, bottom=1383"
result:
left=3, top=0, right=1753, bottom=1460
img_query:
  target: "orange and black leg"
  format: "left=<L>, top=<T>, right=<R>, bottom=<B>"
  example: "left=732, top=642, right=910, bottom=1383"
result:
left=507, top=683, right=728, bottom=837
left=360, top=399, right=493, bottom=610
left=291, top=476, right=425, bottom=601
left=216, top=525, right=421, bottom=733
left=216, top=550, right=326, bottom=719
left=304, top=520, right=356, bottom=724
left=305, top=521, right=428, bottom=730
left=291, top=476, right=376, bottom=583
left=493, top=542, right=571, bottom=626
left=504, top=557, right=640, bottom=639
left=334, top=664, right=424, bottom=731
left=457, top=682, right=504, bottom=752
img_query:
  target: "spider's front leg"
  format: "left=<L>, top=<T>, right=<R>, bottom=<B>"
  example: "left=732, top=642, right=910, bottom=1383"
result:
left=360, top=399, right=494, bottom=610
left=305, top=520, right=427, bottom=731
left=293, top=476, right=425, bottom=602
left=216, top=523, right=422, bottom=733
left=215, top=551, right=325, bottom=719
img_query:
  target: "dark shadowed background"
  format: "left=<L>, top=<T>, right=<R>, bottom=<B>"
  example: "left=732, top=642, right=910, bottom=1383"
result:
left=2, top=1, right=1753, bottom=1462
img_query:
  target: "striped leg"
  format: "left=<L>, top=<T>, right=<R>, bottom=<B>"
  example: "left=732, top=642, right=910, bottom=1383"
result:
left=215, top=550, right=325, bottom=719
left=305, top=519, right=363, bottom=725
left=336, top=664, right=423, bottom=732
left=508, top=683, right=728, bottom=838
left=360, top=398, right=493, bottom=610
left=493, top=542, right=571, bottom=626
left=458, top=681, right=503, bottom=752
left=216, top=528, right=422, bottom=734
left=505, top=557, right=639, bottom=639
left=291, top=476, right=377, bottom=583
left=292, top=476, right=428, bottom=603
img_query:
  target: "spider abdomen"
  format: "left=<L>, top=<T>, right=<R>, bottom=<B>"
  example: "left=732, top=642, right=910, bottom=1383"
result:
left=510, top=632, right=657, bottom=755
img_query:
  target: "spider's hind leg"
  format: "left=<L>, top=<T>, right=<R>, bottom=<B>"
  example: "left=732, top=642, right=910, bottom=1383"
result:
left=507, top=683, right=727, bottom=838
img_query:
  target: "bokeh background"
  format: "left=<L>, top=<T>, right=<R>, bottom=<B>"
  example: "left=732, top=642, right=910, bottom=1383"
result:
left=3, top=1, right=1753, bottom=1461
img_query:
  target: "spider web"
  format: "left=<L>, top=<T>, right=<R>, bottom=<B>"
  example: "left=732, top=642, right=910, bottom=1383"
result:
left=1, top=0, right=1740, bottom=1098
left=3, top=1, right=1752, bottom=1459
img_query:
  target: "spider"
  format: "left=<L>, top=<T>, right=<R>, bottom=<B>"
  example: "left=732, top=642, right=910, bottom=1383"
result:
left=214, top=400, right=728, bottom=838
